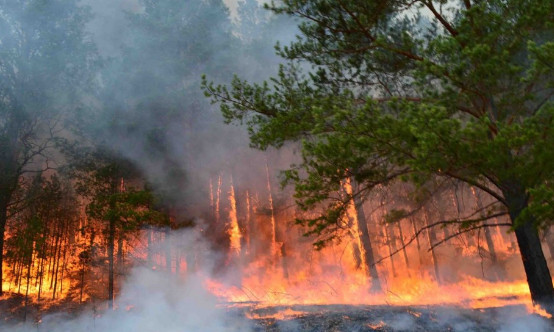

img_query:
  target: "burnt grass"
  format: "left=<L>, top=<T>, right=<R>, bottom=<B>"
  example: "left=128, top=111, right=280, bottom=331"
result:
left=2, top=295, right=553, bottom=331
left=237, top=304, right=554, bottom=332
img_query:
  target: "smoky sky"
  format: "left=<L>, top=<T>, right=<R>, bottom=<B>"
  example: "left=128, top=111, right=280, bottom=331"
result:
left=79, top=0, right=299, bottom=215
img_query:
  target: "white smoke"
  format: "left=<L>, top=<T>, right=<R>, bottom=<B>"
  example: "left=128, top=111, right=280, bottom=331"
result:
left=2, top=227, right=253, bottom=332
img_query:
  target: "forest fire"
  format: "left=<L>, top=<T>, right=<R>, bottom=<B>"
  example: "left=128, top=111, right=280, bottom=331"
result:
left=200, top=170, right=554, bottom=324
left=1, top=168, right=553, bottom=330
left=1, top=0, right=554, bottom=331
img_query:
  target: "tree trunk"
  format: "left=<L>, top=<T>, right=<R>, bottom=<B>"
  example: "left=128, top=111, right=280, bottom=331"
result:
left=543, top=227, right=554, bottom=263
left=397, top=221, right=411, bottom=272
left=410, top=217, right=424, bottom=270
left=504, top=185, right=554, bottom=313
left=471, top=187, right=504, bottom=280
left=23, top=254, right=32, bottom=322
left=108, top=214, right=115, bottom=310
left=423, top=209, right=441, bottom=284
left=0, top=202, right=6, bottom=296
left=351, top=181, right=381, bottom=292
left=384, top=224, right=397, bottom=277
left=117, top=234, right=124, bottom=267
left=164, top=227, right=171, bottom=272
left=147, top=227, right=153, bottom=267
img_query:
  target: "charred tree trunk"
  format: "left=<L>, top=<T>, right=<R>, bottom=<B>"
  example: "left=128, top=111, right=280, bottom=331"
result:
left=23, top=253, right=32, bottom=322
left=117, top=233, right=124, bottom=267
left=423, top=209, right=441, bottom=284
left=59, top=234, right=69, bottom=296
left=351, top=180, right=381, bottom=292
left=410, top=217, right=425, bottom=277
left=397, top=221, right=410, bottom=272
left=175, top=250, right=181, bottom=274
left=503, top=184, right=554, bottom=313
left=384, top=224, right=397, bottom=277
left=108, top=214, right=115, bottom=309
left=350, top=234, right=363, bottom=270
left=0, top=202, right=6, bottom=296
left=245, top=190, right=253, bottom=255
left=147, top=227, right=153, bottom=267
left=471, top=188, right=503, bottom=280
left=165, top=227, right=171, bottom=272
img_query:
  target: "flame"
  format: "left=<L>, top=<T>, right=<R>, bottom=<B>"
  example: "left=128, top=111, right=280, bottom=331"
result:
left=245, top=307, right=307, bottom=320
left=205, top=179, right=553, bottom=318
left=215, top=174, right=222, bottom=223
left=228, top=177, right=242, bottom=254
left=265, top=163, right=278, bottom=259
left=343, top=178, right=368, bottom=275
left=2, top=168, right=552, bottom=323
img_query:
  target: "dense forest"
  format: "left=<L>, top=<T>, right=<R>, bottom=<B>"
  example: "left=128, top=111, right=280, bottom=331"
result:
left=0, top=0, right=553, bottom=331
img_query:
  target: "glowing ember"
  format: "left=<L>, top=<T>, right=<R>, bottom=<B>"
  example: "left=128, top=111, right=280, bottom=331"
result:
left=245, top=307, right=307, bottom=320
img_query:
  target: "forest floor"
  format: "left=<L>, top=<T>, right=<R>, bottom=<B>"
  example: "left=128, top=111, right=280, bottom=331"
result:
left=2, top=295, right=553, bottom=331
left=238, top=303, right=554, bottom=331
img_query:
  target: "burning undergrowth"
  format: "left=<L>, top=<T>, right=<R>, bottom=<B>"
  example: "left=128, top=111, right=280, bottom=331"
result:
left=1, top=160, right=553, bottom=331
left=1, top=225, right=553, bottom=332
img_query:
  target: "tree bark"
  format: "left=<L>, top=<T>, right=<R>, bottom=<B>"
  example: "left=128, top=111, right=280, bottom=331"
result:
left=108, top=213, right=115, bottom=310
left=0, top=202, right=6, bottom=296
left=164, top=227, right=171, bottom=272
left=504, top=184, right=554, bottom=313
left=423, top=208, right=441, bottom=284
left=397, top=221, right=410, bottom=271
left=471, top=187, right=504, bottom=280
left=351, top=180, right=381, bottom=292
left=384, top=224, right=397, bottom=277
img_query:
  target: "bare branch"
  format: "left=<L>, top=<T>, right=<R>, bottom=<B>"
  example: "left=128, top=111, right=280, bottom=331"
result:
left=372, top=212, right=510, bottom=266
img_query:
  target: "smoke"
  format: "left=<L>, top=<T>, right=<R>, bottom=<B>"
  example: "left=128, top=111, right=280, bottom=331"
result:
left=2, top=226, right=552, bottom=331
left=78, top=0, right=300, bottom=216
left=1, top=228, right=254, bottom=332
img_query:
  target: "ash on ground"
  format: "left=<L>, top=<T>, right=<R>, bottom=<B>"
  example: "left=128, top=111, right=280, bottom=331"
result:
left=232, top=304, right=553, bottom=332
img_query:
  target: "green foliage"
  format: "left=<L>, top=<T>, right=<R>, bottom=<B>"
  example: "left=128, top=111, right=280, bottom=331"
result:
left=5, top=173, right=79, bottom=272
left=204, top=0, right=554, bottom=241
left=69, top=146, right=168, bottom=232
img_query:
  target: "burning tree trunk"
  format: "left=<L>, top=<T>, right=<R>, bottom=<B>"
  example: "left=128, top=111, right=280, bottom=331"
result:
left=215, top=174, right=222, bottom=224
left=397, top=221, right=410, bottom=272
left=23, top=246, right=33, bottom=322
left=383, top=223, right=397, bottom=277
left=147, top=227, right=153, bottom=267
left=117, top=233, right=124, bottom=267
left=265, top=164, right=278, bottom=261
left=410, top=217, right=425, bottom=273
left=349, top=179, right=382, bottom=292
left=228, top=177, right=242, bottom=256
left=209, top=178, right=215, bottom=219
left=423, top=208, right=441, bottom=284
left=0, top=202, right=6, bottom=295
left=165, top=227, right=172, bottom=272
left=245, top=190, right=253, bottom=255
left=107, top=209, right=115, bottom=309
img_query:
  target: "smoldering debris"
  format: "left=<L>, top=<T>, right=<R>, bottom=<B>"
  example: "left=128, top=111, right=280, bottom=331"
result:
left=243, top=304, right=553, bottom=332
